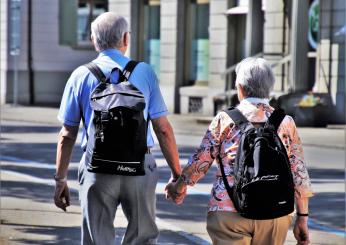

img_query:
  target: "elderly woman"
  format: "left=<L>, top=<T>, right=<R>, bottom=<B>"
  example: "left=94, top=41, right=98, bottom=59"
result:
left=166, top=57, right=313, bottom=245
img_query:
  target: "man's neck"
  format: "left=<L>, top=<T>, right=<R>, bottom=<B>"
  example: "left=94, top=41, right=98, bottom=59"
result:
left=98, top=47, right=126, bottom=55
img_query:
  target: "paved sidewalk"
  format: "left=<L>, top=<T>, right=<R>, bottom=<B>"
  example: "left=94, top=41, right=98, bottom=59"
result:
left=0, top=105, right=345, bottom=245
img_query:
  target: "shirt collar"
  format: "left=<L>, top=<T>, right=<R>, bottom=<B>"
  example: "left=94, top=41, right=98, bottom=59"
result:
left=241, top=97, right=270, bottom=105
left=98, top=48, right=123, bottom=58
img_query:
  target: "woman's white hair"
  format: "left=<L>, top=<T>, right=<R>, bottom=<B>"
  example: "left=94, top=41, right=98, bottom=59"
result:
left=235, top=57, right=275, bottom=98
left=91, top=12, right=129, bottom=51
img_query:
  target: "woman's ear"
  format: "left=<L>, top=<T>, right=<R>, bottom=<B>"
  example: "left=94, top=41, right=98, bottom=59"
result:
left=237, top=84, right=246, bottom=101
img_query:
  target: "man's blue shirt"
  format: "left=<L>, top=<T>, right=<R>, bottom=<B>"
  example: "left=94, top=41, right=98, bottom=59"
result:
left=58, top=49, right=168, bottom=149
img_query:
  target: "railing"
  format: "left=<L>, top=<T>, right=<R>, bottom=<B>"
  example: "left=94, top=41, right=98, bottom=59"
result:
left=221, top=52, right=263, bottom=92
left=221, top=53, right=291, bottom=93
left=216, top=53, right=292, bottom=110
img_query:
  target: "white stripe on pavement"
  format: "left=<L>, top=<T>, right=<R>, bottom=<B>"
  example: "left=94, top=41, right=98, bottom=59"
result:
left=0, top=156, right=79, bottom=169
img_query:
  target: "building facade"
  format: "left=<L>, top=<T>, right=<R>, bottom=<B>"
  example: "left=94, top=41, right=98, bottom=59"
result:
left=0, top=0, right=345, bottom=122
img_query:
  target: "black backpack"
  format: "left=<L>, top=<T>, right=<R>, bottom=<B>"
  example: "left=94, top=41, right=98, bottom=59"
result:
left=83, top=60, right=148, bottom=176
left=220, top=108, right=295, bottom=219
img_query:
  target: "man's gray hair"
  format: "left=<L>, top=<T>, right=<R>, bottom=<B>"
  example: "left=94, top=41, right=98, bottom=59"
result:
left=235, top=57, right=275, bottom=98
left=91, top=12, right=129, bottom=51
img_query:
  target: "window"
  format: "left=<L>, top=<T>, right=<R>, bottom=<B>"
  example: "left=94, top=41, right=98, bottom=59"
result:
left=188, top=0, right=210, bottom=83
left=131, top=0, right=161, bottom=74
left=77, top=0, right=108, bottom=44
left=59, top=0, right=108, bottom=48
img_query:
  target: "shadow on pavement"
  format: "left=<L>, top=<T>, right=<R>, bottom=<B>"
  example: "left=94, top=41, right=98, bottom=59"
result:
left=0, top=143, right=84, bottom=165
left=1, top=165, right=78, bottom=181
left=309, top=168, right=344, bottom=180
left=309, top=192, right=345, bottom=230
left=1, top=180, right=79, bottom=206
left=2, top=223, right=80, bottom=245
left=156, top=193, right=209, bottom=223
left=0, top=125, right=61, bottom=134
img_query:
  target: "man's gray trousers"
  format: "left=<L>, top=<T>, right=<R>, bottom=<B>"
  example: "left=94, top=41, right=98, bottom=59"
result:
left=78, top=153, right=159, bottom=245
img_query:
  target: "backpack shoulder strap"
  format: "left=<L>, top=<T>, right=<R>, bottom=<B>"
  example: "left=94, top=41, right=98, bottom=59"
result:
left=224, top=107, right=249, bottom=131
left=84, top=62, right=107, bottom=84
left=119, top=60, right=140, bottom=82
left=267, top=108, right=286, bottom=131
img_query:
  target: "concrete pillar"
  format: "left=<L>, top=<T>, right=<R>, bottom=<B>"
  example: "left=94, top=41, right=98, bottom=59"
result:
left=290, top=0, right=309, bottom=92
left=209, top=0, right=228, bottom=89
left=160, top=0, right=178, bottom=113
left=245, top=0, right=264, bottom=57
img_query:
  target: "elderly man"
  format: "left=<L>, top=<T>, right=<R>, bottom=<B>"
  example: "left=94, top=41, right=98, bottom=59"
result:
left=54, top=12, right=182, bottom=245
left=166, top=57, right=313, bottom=245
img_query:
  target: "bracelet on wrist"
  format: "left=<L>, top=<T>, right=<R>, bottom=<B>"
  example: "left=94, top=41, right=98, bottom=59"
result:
left=180, top=174, right=190, bottom=185
left=54, top=174, right=67, bottom=183
left=171, top=175, right=180, bottom=182
left=296, top=212, right=309, bottom=217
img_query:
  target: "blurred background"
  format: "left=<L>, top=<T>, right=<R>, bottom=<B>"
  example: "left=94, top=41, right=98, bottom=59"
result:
left=0, top=0, right=345, bottom=244
left=1, top=0, right=345, bottom=124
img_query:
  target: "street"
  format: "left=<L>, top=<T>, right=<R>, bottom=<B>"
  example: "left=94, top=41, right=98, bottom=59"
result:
left=0, top=114, right=345, bottom=244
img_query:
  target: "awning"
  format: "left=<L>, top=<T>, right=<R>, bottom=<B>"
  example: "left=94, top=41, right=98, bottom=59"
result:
left=225, top=0, right=266, bottom=15
left=225, top=6, right=248, bottom=15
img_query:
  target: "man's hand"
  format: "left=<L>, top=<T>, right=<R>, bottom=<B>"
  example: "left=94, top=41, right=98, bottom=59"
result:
left=55, top=125, right=78, bottom=212
left=165, top=179, right=187, bottom=205
left=54, top=180, right=70, bottom=212
left=293, top=216, right=310, bottom=245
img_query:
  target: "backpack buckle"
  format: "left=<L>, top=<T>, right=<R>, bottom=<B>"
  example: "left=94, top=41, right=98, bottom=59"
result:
left=101, top=111, right=110, bottom=123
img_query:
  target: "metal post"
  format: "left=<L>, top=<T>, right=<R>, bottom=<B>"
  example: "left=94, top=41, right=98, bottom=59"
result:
left=13, top=54, right=19, bottom=105
left=290, top=0, right=309, bottom=92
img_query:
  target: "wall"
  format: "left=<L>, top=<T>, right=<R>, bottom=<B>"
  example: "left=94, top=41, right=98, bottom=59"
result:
left=5, top=0, right=99, bottom=104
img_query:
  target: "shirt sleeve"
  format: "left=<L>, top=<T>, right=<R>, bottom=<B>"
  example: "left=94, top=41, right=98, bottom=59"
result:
left=278, top=116, right=314, bottom=198
left=147, top=67, right=168, bottom=119
left=181, top=112, right=226, bottom=186
left=57, top=69, right=82, bottom=126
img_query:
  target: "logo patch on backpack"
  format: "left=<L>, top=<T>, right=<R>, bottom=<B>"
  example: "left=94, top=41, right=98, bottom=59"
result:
left=220, top=108, right=295, bottom=219
left=83, top=61, right=148, bottom=176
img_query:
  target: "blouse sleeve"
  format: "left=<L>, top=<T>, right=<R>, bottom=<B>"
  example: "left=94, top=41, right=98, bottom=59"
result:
left=181, top=112, right=226, bottom=186
left=278, top=116, right=314, bottom=198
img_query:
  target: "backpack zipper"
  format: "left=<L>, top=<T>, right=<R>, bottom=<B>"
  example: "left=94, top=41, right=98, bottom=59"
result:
left=92, top=91, right=144, bottom=101
left=119, top=110, right=124, bottom=127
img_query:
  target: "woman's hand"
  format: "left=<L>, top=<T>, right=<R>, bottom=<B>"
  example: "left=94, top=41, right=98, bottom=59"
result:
left=293, top=216, right=310, bottom=245
left=165, top=179, right=187, bottom=205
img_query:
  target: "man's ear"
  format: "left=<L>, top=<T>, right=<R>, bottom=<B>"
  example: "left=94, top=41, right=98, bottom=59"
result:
left=91, top=34, right=99, bottom=51
left=123, top=32, right=129, bottom=47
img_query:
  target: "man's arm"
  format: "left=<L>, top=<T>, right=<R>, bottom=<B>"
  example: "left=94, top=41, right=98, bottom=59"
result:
left=294, top=196, right=310, bottom=245
left=151, top=116, right=181, bottom=179
left=54, top=125, right=79, bottom=212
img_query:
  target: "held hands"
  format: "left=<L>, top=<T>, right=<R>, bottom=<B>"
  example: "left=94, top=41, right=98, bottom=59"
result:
left=165, top=177, right=187, bottom=205
left=293, top=216, right=310, bottom=245
left=54, top=179, right=70, bottom=212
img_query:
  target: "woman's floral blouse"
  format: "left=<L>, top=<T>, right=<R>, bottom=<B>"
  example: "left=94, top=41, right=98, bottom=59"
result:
left=181, top=98, right=314, bottom=212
